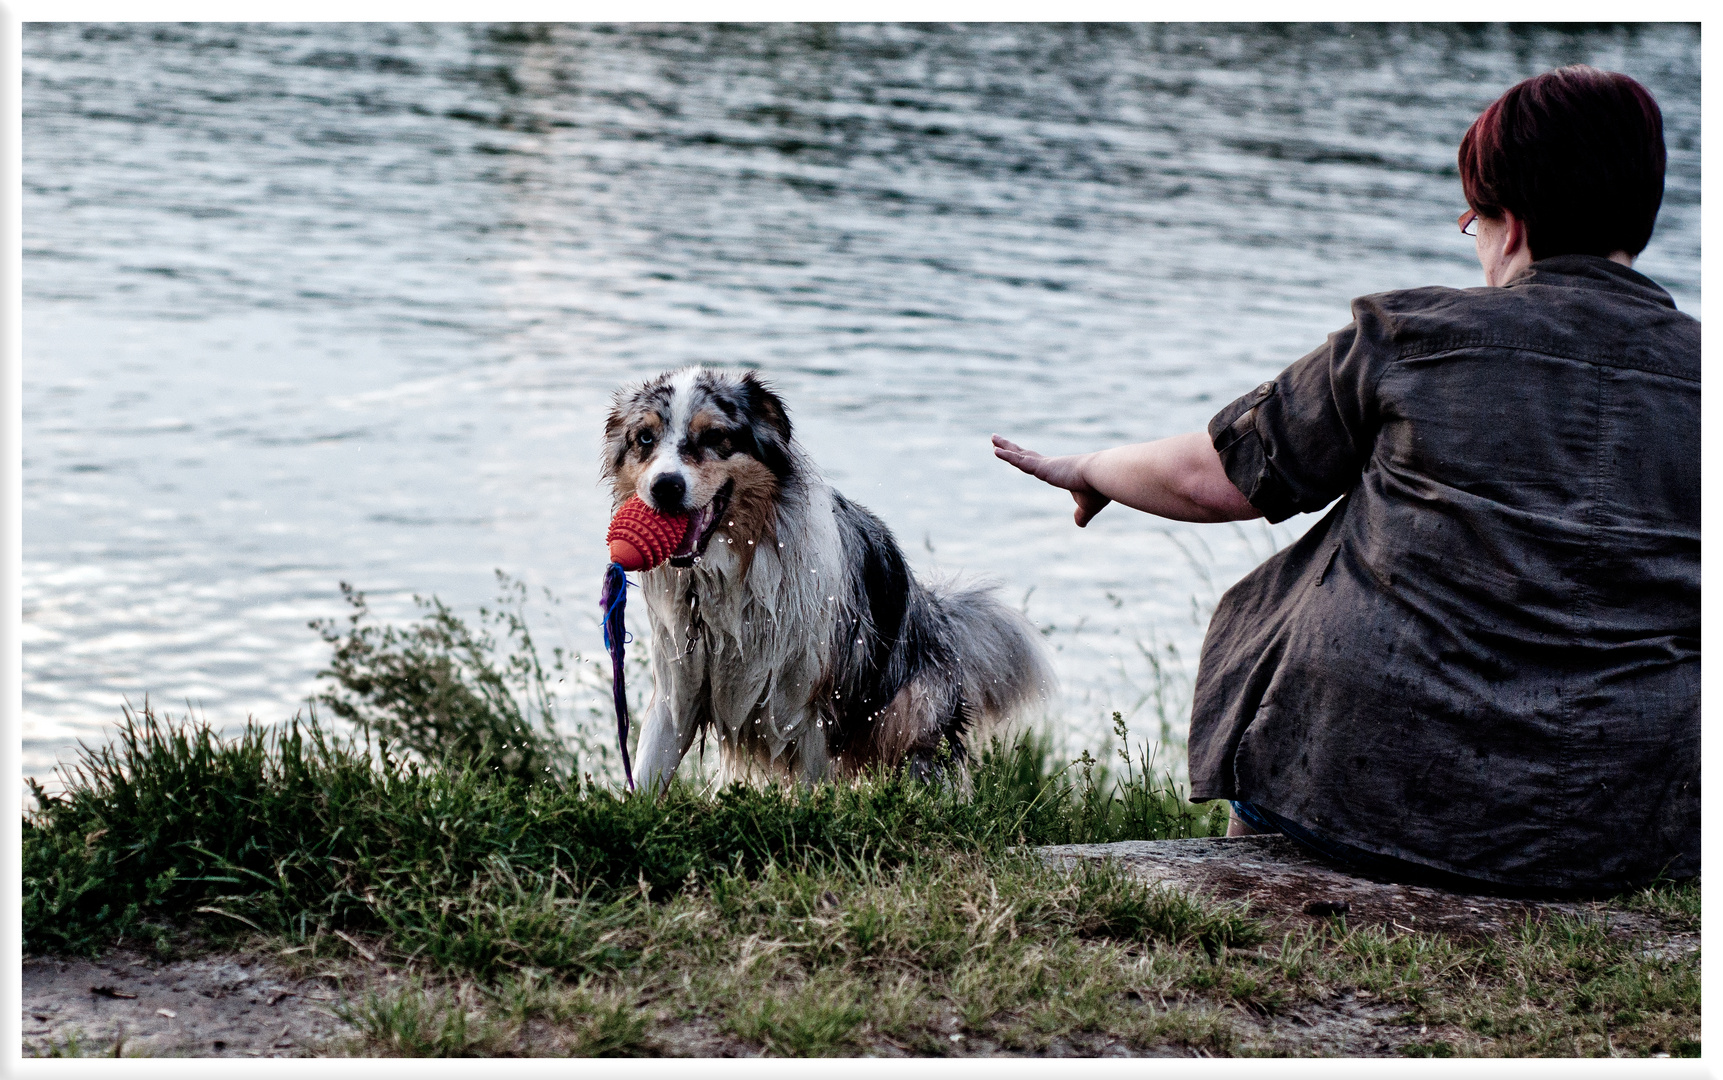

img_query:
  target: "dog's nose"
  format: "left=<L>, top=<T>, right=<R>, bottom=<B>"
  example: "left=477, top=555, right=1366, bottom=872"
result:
left=650, top=473, right=687, bottom=514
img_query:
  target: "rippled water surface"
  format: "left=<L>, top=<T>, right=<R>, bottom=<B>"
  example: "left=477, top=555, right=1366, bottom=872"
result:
left=22, top=23, right=1701, bottom=783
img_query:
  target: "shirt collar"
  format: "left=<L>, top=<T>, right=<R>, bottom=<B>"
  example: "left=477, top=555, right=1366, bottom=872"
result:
left=1505, top=253, right=1678, bottom=310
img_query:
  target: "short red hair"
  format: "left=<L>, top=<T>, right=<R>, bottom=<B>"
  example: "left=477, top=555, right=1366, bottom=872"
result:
left=1459, top=65, right=1665, bottom=259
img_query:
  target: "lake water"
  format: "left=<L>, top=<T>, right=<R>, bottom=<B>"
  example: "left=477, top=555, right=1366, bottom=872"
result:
left=21, top=22, right=1702, bottom=787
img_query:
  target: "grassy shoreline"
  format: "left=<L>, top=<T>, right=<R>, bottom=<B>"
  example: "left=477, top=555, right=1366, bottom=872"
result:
left=22, top=705, right=1700, bottom=1058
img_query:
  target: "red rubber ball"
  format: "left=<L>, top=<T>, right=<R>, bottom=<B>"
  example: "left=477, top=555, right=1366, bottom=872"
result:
left=606, top=496, right=691, bottom=571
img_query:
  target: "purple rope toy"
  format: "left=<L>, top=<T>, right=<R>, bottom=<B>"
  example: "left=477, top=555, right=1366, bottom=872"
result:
left=599, top=561, right=634, bottom=791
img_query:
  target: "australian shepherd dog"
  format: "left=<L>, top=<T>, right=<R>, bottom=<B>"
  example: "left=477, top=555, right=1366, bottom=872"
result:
left=603, top=367, right=1053, bottom=792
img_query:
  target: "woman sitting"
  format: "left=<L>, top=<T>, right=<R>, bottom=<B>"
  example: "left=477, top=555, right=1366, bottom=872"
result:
left=995, top=65, right=1697, bottom=896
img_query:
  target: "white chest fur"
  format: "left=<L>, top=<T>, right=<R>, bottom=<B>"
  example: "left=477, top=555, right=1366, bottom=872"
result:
left=638, top=483, right=849, bottom=774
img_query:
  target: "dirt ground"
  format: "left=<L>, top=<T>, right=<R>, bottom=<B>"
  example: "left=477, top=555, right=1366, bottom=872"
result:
left=21, top=947, right=370, bottom=1058
left=18, top=945, right=1455, bottom=1058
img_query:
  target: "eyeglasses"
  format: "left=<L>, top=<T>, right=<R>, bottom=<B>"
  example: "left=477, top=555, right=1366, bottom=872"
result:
left=1458, top=209, right=1479, bottom=236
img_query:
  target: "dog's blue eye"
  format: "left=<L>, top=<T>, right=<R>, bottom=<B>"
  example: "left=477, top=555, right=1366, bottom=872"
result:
left=638, top=432, right=655, bottom=447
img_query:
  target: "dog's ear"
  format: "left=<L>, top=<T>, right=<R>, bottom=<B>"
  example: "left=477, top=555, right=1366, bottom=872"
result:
left=740, top=372, right=792, bottom=441
left=739, top=372, right=794, bottom=478
left=601, top=386, right=635, bottom=479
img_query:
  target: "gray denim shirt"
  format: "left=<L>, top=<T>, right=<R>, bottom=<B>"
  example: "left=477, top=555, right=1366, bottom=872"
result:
left=1191, top=254, right=1699, bottom=892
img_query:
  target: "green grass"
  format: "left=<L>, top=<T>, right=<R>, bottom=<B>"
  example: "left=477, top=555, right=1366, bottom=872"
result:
left=1614, top=878, right=1702, bottom=931
left=270, top=851, right=1693, bottom=1058
left=22, top=700, right=1222, bottom=963
left=25, top=582, right=1225, bottom=959
left=286, top=851, right=1261, bottom=1057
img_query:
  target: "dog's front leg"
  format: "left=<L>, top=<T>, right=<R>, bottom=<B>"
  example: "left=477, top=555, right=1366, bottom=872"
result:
left=634, top=698, right=699, bottom=795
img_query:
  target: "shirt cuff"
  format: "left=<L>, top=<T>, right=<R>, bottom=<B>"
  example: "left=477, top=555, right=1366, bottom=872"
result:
left=1208, top=381, right=1299, bottom=525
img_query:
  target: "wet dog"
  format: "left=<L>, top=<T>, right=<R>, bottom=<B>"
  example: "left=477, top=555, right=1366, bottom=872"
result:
left=602, top=367, right=1052, bottom=791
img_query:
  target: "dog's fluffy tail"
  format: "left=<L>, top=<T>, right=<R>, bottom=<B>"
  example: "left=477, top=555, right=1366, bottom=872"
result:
left=931, top=580, right=1056, bottom=737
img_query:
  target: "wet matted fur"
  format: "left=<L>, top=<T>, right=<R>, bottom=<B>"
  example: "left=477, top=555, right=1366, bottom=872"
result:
left=602, top=366, right=1053, bottom=790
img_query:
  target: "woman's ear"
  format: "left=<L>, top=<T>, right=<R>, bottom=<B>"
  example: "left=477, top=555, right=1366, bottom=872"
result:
left=1501, top=207, right=1531, bottom=261
left=1477, top=207, right=1535, bottom=286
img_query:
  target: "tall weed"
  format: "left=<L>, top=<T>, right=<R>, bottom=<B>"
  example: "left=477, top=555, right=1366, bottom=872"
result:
left=309, top=574, right=589, bottom=785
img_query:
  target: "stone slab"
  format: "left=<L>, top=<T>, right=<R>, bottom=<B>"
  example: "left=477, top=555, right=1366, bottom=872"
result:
left=1039, top=835, right=1696, bottom=957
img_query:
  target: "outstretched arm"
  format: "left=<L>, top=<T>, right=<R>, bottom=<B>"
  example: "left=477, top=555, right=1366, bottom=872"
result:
left=992, top=431, right=1262, bottom=527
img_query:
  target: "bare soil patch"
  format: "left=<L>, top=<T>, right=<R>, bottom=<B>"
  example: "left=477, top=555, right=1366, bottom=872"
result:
left=21, top=947, right=368, bottom=1057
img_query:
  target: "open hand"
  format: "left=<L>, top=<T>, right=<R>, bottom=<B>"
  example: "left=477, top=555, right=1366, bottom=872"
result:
left=992, top=434, right=1112, bottom=527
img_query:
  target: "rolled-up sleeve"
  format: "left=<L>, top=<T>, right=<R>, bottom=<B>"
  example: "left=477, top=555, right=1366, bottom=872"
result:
left=1207, top=311, right=1382, bottom=524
